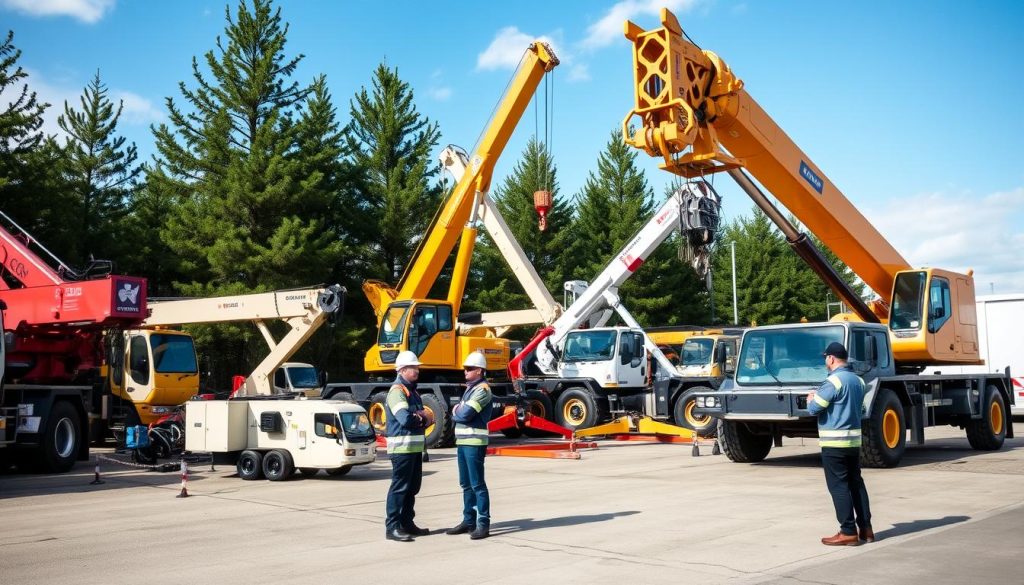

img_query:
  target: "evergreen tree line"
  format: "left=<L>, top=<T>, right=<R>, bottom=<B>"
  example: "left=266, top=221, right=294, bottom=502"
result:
left=0, top=0, right=865, bottom=384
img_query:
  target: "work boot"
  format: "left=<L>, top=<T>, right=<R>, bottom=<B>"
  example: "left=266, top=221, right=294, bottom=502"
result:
left=859, top=526, right=875, bottom=543
left=445, top=522, right=472, bottom=535
left=469, top=525, right=490, bottom=540
left=385, top=528, right=413, bottom=542
left=403, top=523, right=429, bottom=536
left=821, top=532, right=860, bottom=546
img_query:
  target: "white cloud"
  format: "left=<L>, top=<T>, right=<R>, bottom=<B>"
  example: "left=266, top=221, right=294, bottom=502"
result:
left=427, top=86, right=452, bottom=101
left=477, top=26, right=559, bottom=71
left=865, top=188, right=1024, bottom=295
left=0, top=0, right=115, bottom=23
left=113, top=90, right=164, bottom=125
left=581, top=0, right=699, bottom=50
left=568, top=64, right=591, bottom=82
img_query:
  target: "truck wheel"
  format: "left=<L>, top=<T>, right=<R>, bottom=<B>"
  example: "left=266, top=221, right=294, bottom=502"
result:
left=37, top=401, right=82, bottom=473
left=237, top=450, right=263, bottom=480
left=326, top=465, right=352, bottom=477
left=421, top=393, right=454, bottom=448
left=673, top=387, right=717, bottom=437
left=262, top=449, right=294, bottom=481
left=555, top=388, right=603, bottom=431
left=327, top=391, right=355, bottom=403
left=718, top=420, right=772, bottom=463
left=298, top=468, right=320, bottom=477
left=523, top=391, right=555, bottom=437
left=966, top=386, right=1007, bottom=451
left=861, top=388, right=906, bottom=468
left=368, top=392, right=388, bottom=435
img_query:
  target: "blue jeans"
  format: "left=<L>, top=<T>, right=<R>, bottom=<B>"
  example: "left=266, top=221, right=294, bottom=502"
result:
left=822, top=447, right=871, bottom=535
left=456, top=445, right=489, bottom=528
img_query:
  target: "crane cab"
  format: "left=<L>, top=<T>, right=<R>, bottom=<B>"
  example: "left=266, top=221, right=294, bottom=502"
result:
left=365, top=300, right=509, bottom=380
left=889, top=268, right=981, bottom=366
left=108, top=329, right=199, bottom=424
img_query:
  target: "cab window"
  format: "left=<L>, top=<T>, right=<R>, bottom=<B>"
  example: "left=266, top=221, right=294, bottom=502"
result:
left=314, top=413, right=339, bottom=438
left=129, top=335, right=150, bottom=385
left=928, top=277, right=952, bottom=333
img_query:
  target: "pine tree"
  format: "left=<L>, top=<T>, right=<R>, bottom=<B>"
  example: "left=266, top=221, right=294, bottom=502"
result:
left=147, top=0, right=347, bottom=386
left=0, top=31, right=68, bottom=257
left=464, top=138, right=573, bottom=321
left=344, top=63, right=442, bottom=282
left=57, top=70, right=143, bottom=267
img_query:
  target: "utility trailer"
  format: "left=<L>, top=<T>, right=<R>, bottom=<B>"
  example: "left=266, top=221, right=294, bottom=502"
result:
left=185, top=397, right=376, bottom=480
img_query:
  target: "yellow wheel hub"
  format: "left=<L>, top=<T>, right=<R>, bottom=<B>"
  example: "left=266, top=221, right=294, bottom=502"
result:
left=882, top=408, right=900, bottom=449
left=563, top=398, right=587, bottom=426
left=527, top=399, right=547, bottom=419
left=369, top=403, right=386, bottom=432
left=685, top=400, right=710, bottom=426
left=424, top=405, right=437, bottom=437
left=990, top=400, right=1004, bottom=435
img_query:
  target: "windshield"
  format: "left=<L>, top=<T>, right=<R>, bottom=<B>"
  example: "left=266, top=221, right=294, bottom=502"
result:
left=340, top=411, right=375, bottom=443
left=890, top=271, right=926, bottom=331
left=562, top=331, right=617, bottom=362
left=681, top=338, right=714, bottom=367
left=736, top=326, right=844, bottom=385
left=378, top=304, right=410, bottom=345
left=287, top=366, right=320, bottom=389
left=150, top=334, right=198, bottom=374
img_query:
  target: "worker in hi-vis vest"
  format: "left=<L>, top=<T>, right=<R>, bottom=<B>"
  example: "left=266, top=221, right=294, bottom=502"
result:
left=807, top=342, right=874, bottom=546
left=384, top=351, right=432, bottom=542
left=445, top=351, right=493, bottom=540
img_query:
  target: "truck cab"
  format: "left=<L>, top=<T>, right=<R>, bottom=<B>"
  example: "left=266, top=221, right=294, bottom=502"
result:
left=557, top=327, right=648, bottom=391
left=273, top=362, right=324, bottom=396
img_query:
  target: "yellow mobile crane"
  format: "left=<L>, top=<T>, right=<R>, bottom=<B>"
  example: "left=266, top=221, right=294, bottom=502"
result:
left=625, top=9, right=1012, bottom=466
left=363, top=41, right=559, bottom=380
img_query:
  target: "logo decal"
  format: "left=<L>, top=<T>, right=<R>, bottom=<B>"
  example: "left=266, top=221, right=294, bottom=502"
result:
left=114, top=280, right=142, bottom=313
left=799, top=161, right=824, bottom=194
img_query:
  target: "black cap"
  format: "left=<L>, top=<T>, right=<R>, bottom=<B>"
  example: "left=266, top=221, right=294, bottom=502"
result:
left=823, top=342, right=848, bottom=360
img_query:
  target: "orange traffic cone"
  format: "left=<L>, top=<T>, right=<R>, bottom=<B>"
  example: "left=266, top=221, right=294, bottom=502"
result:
left=176, top=460, right=189, bottom=498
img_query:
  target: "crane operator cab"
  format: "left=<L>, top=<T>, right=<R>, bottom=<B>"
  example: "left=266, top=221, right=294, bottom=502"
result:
left=888, top=268, right=981, bottom=366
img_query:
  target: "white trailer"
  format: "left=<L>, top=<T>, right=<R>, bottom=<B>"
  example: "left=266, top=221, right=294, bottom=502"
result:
left=925, top=294, right=1024, bottom=416
left=185, top=398, right=376, bottom=480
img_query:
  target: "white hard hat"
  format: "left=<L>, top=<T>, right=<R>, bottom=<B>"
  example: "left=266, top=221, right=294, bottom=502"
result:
left=463, top=351, right=487, bottom=370
left=394, top=351, right=422, bottom=371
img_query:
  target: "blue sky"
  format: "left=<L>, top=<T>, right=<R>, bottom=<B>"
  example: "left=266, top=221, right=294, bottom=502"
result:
left=4, top=0, right=1024, bottom=295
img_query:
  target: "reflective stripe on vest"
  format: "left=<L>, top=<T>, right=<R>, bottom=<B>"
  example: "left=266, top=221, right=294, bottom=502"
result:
left=819, top=428, right=862, bottom=448
left=387, top=434, right=425, bottom=454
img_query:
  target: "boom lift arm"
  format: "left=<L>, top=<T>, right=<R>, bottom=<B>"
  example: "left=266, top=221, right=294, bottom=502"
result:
left=622, top=9, right=980, bottom=366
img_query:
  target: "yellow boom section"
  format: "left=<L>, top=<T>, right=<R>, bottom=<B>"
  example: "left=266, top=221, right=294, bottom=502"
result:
left=365, top=42, right=559, bottom=319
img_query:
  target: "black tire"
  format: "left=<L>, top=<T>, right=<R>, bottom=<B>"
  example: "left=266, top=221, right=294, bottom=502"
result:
left=966, top=386, right=1007, bottom=451
left=673, top=387, right=718, bottom=437
left=554, top=388, right=604, bottom=431
left=718, top=420, right=772, bottom=463
left=298, top=467, right=320, bottom=477
left=326, top=465, right=352, bottom=477
left=861, top=388, right=906, bottom=468
left=327, top=391, right=355, bottom=403
left=367, top=391, right=388, bottom=435
left=523, top=391, right=556, bottom=437
left=37, top=401, right=82, bottom=473
left=421, top=392, right=453, bottom=448
left=237, top=449, right=263, bottom=480
left=262, top=449, right=294, bottom=481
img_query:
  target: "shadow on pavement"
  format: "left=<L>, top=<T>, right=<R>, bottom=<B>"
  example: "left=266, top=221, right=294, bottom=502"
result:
left=876, top=515, right=970, bottom=540
left=751, top=438, right=1024, bottom=469
left=489, top=510, right=640, bottom=535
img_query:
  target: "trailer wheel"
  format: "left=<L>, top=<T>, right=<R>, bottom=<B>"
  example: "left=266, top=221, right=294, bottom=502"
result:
left=555, top=388, right=602, bottom=431
left=966, top=386, right=1007, bottom=451
left=718, top=420, right=772, bottom=463
left=368, top=392, right=388, bottom=434
left=523, top=391, right=555, bottom=437
left=37, top=401, right=82, bottom=473
left=861, top=388, right=906, bottom=468
left=262, top=449, right=293, bottom=481
left=237, top=450, right=263, bottom=480
left=673, top=387, right=717, bottom=437
left=326, top=465, right=352, bottom=477
left=298, top=467, right=320, bottom=478
left=421, top=393, right=453, bottom=448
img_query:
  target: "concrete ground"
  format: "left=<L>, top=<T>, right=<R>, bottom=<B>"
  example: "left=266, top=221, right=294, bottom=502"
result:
left=2, top=425, right=1022, bottom=585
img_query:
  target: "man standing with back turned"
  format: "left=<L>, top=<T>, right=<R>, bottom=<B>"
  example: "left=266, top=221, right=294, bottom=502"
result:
left=384, top=351, right=432, bottom=542
left=446, top=351, right=493, bottom=540
left=807, top=341, right=874, bottom=546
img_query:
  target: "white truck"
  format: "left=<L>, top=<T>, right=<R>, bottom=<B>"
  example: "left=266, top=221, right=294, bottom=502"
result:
left=185, top=398, right=376, bottom=480
left=925, top=294, right=1024, bottom=417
